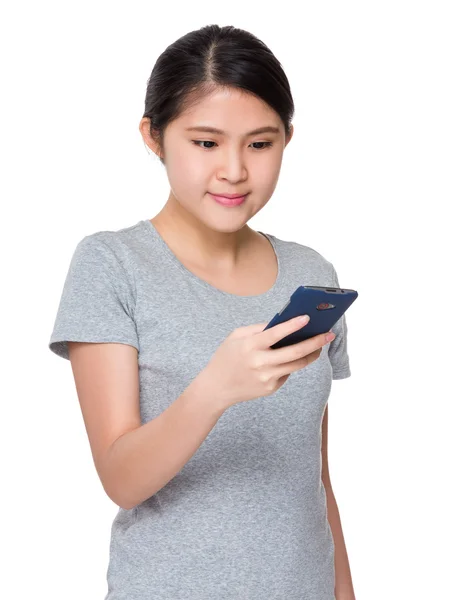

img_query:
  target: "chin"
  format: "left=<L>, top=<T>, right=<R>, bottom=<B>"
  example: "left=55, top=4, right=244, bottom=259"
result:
left=201, top=216, right=250, bottom=234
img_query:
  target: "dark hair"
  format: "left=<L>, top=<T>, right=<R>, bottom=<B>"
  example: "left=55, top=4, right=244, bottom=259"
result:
left=142, top=24, right=295, bottom=165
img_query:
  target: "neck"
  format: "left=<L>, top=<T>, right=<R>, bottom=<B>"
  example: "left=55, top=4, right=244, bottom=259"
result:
left=150, top=192, right=257, bottom=268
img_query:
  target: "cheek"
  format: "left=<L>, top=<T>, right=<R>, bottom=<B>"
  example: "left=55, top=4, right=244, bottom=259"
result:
left=167, top=151, right=208, bottom=192
left=254, top=155, right=282, bottom=192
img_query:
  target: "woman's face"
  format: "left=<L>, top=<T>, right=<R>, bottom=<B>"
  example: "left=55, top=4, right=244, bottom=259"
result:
left=140, top=87, right=293, bottom=232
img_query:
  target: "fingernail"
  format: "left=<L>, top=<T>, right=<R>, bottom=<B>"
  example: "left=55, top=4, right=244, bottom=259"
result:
left=298, top=315, right=310, bottom=323
left=326, top=332, right=336, bottom=342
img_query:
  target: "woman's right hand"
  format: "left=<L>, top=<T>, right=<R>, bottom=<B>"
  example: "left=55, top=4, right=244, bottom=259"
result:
left=196, top=315, right=336, bottom=410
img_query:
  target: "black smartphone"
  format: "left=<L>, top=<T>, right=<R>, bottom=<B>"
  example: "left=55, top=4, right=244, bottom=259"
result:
left=263, top=285, right=358, bottom=349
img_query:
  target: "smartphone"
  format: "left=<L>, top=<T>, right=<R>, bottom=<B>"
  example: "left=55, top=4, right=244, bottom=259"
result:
left=263, top=285, right=358, bottom=349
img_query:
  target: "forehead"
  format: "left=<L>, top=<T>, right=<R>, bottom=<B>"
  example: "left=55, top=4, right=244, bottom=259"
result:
left=175, top=87, right=282, bottom=134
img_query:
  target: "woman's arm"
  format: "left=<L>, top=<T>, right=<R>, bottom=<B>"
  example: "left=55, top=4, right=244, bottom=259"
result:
left=68, top=341, right=227, bottom=510
left=321, top=404, right=356, bottom=600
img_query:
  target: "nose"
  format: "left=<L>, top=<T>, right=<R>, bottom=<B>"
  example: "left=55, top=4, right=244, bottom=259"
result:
left=217, top=148, right=248, bottom=183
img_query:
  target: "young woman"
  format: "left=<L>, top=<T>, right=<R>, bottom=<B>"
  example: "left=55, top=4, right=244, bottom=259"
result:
left=49, top=24, right=355, bottom=600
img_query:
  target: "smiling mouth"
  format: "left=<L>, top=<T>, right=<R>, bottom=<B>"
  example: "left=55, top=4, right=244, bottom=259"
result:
left=209, top=193, right=248, bottom=206
left=209, top=193, right=249, bottom=199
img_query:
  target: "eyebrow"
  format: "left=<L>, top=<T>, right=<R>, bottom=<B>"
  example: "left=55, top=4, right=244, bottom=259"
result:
left=185, top=125, right=281, bottom=136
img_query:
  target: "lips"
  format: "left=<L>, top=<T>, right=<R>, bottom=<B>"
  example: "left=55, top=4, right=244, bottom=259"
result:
left=210, top=193, right=248, bottom=199
left=209, top=193, right=247, bottom=206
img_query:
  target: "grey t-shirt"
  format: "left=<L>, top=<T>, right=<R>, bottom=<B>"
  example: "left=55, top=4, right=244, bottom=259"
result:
left=49, top=218, right=351, bottom=600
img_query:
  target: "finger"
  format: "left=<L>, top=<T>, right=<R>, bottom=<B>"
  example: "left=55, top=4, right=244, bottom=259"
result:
left=255, top=314, right=311, bottom=348
left=273, top=348, right=322, bottom=378
left=263, top=331, right=332, bottom=366
left=232, top=321, right=270, bottom=339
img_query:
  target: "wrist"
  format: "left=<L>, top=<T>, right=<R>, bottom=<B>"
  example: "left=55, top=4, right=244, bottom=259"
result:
left=188, top=370, right=229, bottom=417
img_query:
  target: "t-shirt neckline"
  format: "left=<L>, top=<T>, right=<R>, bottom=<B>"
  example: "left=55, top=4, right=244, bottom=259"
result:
left=142, top=219, right=285, bottom=301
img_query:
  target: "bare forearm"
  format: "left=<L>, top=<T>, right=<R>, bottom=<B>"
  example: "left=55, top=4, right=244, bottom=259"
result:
left=325, top=485, right=356, bottom=600
left=103, top=374, right=227, bottom=510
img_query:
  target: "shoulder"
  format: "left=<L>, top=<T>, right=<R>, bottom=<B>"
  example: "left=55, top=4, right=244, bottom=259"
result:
left=73, top=219, right=146, bottom=271
left=269, top=232, right=336, bottom=282
left=70, top=220, right=147, bottom=293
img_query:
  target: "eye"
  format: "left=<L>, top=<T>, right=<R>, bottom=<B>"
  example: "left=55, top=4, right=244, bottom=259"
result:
left=192, top=141, right=217, bottom=150
left=252, top=142, right=273, bottom=150
left=192, top=141, right=273, bottom=151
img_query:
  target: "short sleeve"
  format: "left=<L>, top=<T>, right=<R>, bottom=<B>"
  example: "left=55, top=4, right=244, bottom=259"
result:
left=48, top=235, right=139, bottom=361
left=328, top=264, right=351, bottom=380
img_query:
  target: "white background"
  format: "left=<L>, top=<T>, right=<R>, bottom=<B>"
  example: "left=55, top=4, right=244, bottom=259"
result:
left=2, top=1, right=458, bottom=598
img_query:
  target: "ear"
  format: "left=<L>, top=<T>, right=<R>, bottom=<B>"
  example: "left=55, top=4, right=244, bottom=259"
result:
left=139, top=117, right=163, bottom=159
left=285, top=124, right=294, bottom=147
